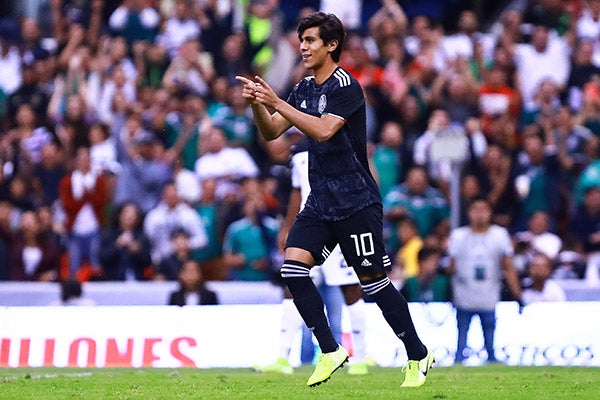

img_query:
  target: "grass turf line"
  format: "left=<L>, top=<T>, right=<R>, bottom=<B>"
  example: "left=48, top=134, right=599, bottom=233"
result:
left=0, top=365, right=597, bottom=400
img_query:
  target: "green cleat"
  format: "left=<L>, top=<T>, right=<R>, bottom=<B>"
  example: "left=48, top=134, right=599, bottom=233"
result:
left=252, top=357, right=294, bottom=375
left=364, top=356, right=379, bottom=367
left=401, top=348, right=435, bottom=388
left=347, top=362, right=369, bottom=375
left=307, top=345, right=349, bottom=387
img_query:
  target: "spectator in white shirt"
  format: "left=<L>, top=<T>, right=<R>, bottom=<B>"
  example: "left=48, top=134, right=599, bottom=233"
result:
left=174, top=156, right=201, bottom=206
left=89, top=122, right=119, bottom=175
left=194, top=126, right=259, bottom=199
left=0, top=37, right=22, bottom=96
left=515, top=210, right=563, bottom=260
left=442, top=10, right=493, bottom=62
left=108, top=0, right=160, bottom=46
left=513, top=23, right=570, bottom=108
left=144, top=182, right=208, bottom=265
left=576, top=0, right=600, bottom=39
left=320, top=0, right=361, bottom=31
left=162, top=37, right=214, bottom=97
left=522, top=253, right=567, bottom=304
left=158, top=0, right=201, bottom=59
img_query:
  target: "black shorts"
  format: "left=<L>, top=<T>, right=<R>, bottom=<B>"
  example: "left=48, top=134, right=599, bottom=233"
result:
left=285, top=203, right=392, bottom=275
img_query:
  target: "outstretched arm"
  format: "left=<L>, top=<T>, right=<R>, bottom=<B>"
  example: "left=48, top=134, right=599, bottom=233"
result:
left=237, top=75, right=345, bottom=142
left=252, top=76, right=345, bottom=143
left=235, top=75, right=292, bottom=141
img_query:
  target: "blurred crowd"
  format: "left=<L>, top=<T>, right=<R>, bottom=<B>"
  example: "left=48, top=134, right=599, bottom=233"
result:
left=0, top=0, right=598, bottom=296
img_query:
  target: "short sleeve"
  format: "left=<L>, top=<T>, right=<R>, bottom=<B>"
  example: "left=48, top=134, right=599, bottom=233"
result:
left=322, top=73, right=364, bottom=120
left=286, top=83, right=299, bottom=108
left=447, top=229, right=460, bottom=258
left=499, top=228, right=514, bottom=257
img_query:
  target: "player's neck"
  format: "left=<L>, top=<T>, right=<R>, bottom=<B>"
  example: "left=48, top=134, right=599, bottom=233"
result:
left=313, top=59, right=338, bottom=85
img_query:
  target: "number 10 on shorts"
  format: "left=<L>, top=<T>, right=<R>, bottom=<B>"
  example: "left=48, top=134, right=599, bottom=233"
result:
left=350, top=233, right=375, bottom=256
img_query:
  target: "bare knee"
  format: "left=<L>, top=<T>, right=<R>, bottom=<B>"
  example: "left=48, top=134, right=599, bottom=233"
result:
left=341, top=283, right=363, bottom=305
left=284, top=247, right=315, bottom=265
left=356, top=271, right=387, bottom=283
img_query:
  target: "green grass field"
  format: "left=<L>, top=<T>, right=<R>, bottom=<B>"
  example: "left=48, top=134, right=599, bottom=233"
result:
left=0, top=365, right=597, bottom=400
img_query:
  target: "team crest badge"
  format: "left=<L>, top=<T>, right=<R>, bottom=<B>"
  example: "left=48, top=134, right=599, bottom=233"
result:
left=318, top=94, right=327, bottom=113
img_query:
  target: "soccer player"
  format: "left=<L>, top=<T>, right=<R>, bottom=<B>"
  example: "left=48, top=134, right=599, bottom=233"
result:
left=236, top=12, right=433, bottom=387
left=265, top=139, right=369, bottom=375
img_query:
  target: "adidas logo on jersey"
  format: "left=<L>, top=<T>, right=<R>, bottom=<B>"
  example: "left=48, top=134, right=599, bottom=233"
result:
left=300, top=100, right=307, bottom=109
left=361, top=259, right=372, bottom=267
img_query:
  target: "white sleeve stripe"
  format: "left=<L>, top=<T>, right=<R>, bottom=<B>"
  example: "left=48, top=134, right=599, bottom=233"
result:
left=333, top=70, right=342, bottom=86
left=334, top=69, right=351, bottom=87
left=338, top=69, right=351, bottom=86
left=335, top=70, right=350, bottom=87
left=336, top=69, right=351, bottom=86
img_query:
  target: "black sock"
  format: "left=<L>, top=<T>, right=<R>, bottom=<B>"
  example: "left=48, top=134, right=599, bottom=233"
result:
left=281, top=260, right=338, bottom=354
left=362, top=277, right=427, bottom=360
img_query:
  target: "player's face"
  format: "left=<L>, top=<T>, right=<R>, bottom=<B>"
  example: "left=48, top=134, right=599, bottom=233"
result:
left=299, top=27, right=332, bottom=70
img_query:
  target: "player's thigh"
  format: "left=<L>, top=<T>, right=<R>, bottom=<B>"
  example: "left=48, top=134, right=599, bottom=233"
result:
left=340, top=282, right=363, bottom=304
left=333, top=203, right=392, bottom=280
left=285, top=210, right=337, bottom=265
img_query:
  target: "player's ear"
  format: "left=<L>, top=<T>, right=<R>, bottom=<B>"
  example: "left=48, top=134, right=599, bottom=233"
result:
left=327, top=39, right=339, bottom=54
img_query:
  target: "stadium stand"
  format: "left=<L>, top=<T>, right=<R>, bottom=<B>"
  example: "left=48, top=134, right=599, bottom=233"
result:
left=0, top=0, right=598, bottom=306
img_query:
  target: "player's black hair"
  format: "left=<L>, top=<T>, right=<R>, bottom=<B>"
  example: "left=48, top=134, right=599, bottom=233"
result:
left=297, top=12, right=345, bottom=62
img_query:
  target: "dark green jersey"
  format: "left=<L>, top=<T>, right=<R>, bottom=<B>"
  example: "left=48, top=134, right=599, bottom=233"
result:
left=286, top=67, right=380, bottom=221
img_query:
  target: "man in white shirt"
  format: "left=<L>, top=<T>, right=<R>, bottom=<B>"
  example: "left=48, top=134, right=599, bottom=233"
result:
left=144, top=183, right=208, bottom=265
left=108, top=0, right=160, bottom=43
left=158, top=0, right=201, bottom=59
left=515, top=210, right=563, bottom=260
left=194, top=126, right=259, bottom=199
left=0, top=40, right=22, bottom=95
left=522, top=253, right=566, bottom=304
left=513, top=23, right=570, bottom=108
left=448, top=197, right=522, bottom=364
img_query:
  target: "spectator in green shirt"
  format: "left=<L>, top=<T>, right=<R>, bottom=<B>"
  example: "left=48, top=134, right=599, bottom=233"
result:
left=373, top=121, right=403, bottom=198
left=400, top=247, right=451, bottom=303
left=383, top=166, right=449, bottom=252
left=223, top=195, right=279, bottom=281
left=195, top=178, right=227, bottom=280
